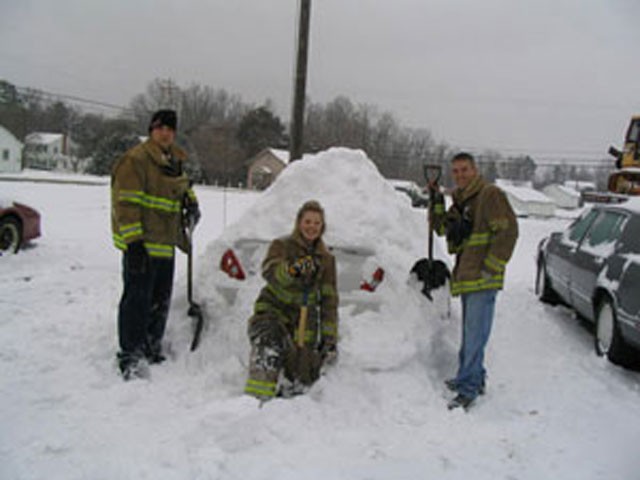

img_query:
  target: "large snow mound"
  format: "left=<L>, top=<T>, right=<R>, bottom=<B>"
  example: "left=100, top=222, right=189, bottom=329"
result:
left=180, top=148, right=452, bottom=397
left=217, top=147, right=437, bottom=253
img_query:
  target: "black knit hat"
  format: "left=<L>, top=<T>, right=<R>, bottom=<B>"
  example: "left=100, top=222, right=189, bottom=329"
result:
left=148, top=109, right=177, bottom=132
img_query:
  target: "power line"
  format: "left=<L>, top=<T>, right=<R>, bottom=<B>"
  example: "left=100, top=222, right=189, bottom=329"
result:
left=15, top=86, right=133, bottom=115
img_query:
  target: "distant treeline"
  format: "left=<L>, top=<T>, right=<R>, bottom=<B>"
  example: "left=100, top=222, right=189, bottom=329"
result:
left=0, top=78, right=611, bottom=189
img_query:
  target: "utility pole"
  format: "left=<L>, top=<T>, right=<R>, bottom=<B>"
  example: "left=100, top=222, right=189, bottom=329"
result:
left=289, top=0, right=312, bottom=162
left=159, top=78, right=179, bottom=110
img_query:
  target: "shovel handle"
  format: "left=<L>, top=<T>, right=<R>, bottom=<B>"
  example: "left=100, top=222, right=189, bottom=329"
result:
left=297, top=306, right=309, bottom=347
left=423, top=164, right=442, bottom=186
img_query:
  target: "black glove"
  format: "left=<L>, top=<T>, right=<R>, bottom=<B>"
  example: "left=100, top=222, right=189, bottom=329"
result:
left=182, top=191, right=201, bottom=229
left=288, top=255, right=318, bottom=279
left=126, top=241, right=148, bottom=274
left=186, top=202, right=201, bottom=228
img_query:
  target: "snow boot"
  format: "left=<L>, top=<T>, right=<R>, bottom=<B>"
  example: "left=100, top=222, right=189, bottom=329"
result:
left=118, top=354, right=150, bottom=381
left=447, top=393, right=475, bottom=411
left=444, top=378, right=486, bottom=395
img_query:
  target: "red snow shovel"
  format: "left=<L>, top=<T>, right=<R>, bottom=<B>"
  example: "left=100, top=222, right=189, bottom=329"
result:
left=410, top=164, right=450, bottom=300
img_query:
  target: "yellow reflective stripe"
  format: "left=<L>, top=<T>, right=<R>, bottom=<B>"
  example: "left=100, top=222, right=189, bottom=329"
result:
left=119, top=190, right=144, bottom=204
left=144, top=242, right=174, bottom=258
left=294, top=328, right=317, bottom=345
left=118, top=189, right=181, bottom=213
left=466, top=232, right=491, bottom=247
left=143, top=194, right=181, bottom=213
left=275, top=262, right=294, bottom=286
left=451, top=275, right=504, bottom=295
left=253, top=303, right=291, bottom=325
left=186, top=188, right=197, bottom=202
left=322, top=322, right=337, bottom=337
left=433, top=204, right=445, bottom=214
left=484, top=254, right=506, bottom=273
left=321, top=283, right=336, bottom=297
left=245, top=379, right=277, bottom=398
left=113, top=234, right=127, bottom=250
left=489, top=218, right=510, bottom=231
left=119, top=222, right=143, bottom=240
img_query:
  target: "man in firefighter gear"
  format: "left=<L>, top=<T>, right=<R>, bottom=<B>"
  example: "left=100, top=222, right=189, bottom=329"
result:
left=111, top=109, right=200, bottom=380
left=430, top=152, right=518, bottom=410
left=244, top=200, right=339, bottom=401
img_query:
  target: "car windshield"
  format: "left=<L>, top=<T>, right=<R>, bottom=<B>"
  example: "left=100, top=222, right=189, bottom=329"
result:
left=567, top=208, right=599, bottom=243
left=585, top=212, right=626, bottom=247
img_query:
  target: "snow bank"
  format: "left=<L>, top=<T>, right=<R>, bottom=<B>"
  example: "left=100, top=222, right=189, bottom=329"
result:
left=182, top=147, right=451, bottom=399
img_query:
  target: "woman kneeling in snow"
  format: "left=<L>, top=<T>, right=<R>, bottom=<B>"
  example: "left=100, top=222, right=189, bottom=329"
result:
left=244, top=200, right=339, bottom=401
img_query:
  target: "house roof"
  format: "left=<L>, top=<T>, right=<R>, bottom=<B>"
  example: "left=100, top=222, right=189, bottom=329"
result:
left=253, top=148, right=315, bottom=166
left=501, top=184, right=554, bottom=203
left=25, top=132, right=64, bottom=145
left=563, top=180, right=596, bottom=191
left=544, top=184, right=581, bottom=198
left=0, top=125, right=23, bottom=147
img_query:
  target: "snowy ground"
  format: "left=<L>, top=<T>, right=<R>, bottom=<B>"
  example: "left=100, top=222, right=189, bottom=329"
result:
left=1, top=154, right=640, bottom=480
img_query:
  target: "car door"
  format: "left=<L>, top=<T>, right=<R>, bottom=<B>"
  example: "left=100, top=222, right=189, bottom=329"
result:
left=613, top=215, right=640, bottom=348
left=569, top=210, right=628, bottom=321
left=545, top=208, right=599, bottom=302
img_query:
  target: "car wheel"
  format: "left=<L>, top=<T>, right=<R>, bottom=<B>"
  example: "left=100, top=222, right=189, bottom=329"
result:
left=0, top=216, right=22, bottom=254
left=535, top=259, right=558, bottom=304
left=595, top=297, right=629, bottom=364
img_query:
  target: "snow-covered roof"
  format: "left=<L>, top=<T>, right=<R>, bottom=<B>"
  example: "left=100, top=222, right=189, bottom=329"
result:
left=0, top=125, right=23, bottom=147
left=544, top=184, right=581, bottom=198
left=267, top=148, right=314, bottom=165
left=25, top=132, right=64, bottom=145
left=501, top=184, right=553, bottom=203
left=563, top=180, right=596, bottom=191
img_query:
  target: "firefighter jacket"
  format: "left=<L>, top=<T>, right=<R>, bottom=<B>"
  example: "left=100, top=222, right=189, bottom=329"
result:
left=111, top=139, right=197, bottom=258
left=250, top=230, right=339, bottom=348
left=432, top=176, right=518, bottom=296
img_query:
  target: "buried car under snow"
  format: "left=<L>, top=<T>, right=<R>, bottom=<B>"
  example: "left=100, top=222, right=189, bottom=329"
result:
left=0, top=199, right=41, bottom=254
left=536, top=198, right=640, bottom=365
left=193, top=149, right=451, bottom=354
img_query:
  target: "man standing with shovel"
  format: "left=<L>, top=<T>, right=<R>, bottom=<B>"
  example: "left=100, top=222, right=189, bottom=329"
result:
left=111, top=109, right=200, bottom=380
left=430, top=152, right=518, bottom=410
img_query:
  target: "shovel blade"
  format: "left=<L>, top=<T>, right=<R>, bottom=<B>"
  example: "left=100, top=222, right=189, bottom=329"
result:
left=188, top=301, right=204, bottom=351
left=290, top=346, right=322, bottom=386
left=410, top=258, right=450, bottom=300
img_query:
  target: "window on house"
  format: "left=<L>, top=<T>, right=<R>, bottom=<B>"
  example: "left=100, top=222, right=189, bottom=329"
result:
left=2, top=149, right=9, bottom=161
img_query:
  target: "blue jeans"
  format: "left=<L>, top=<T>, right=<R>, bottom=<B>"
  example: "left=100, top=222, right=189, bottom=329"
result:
left=454, top=289, right=497, bottom=399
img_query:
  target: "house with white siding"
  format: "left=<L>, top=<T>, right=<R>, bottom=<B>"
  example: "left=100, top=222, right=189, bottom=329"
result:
left=23, top=132, right=81, bottom=172
left=0, top=125, right=23, bottom=173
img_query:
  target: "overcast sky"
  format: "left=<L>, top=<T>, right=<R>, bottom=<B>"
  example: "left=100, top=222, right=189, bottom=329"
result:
left=1, top=0, right=640, bottom=161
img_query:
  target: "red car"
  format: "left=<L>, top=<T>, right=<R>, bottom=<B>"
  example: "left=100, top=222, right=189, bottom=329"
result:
left=0, top=200, right=41, bottom=253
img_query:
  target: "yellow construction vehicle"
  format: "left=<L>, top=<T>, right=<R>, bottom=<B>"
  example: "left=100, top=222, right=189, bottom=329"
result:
left=607, top=115, right=640, bottom=195
left=609, top=115, right=640, bottom=169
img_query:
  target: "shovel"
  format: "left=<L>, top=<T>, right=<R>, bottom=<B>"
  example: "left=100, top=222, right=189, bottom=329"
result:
left=185, top=216, right=204, bottom=351
left=294, top=286, right=321, bottom=386
left=410, top=164, right=450, bottom=300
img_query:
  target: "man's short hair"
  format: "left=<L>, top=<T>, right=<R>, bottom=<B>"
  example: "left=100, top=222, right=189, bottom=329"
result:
left=451, top=152, right=476, bottom=164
